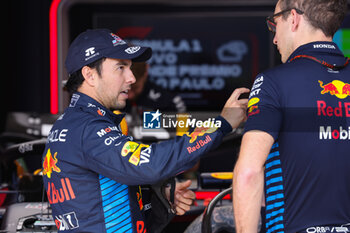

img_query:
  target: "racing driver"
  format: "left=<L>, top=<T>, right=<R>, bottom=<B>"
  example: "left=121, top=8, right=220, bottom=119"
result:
left=42, top=28, right=249, bottom=232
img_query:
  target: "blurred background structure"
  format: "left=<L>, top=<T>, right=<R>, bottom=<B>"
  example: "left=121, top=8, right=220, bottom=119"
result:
left=2, top=0, right=350, bottom=124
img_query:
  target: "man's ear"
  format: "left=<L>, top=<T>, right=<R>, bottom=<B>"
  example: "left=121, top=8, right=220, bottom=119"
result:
left=291, top=9, right=301, bottom=32
left=81, top=66, right=96, bottom=87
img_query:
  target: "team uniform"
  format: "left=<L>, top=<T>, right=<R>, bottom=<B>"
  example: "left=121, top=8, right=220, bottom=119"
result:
left=244, top=41, right=350, bottom=233
left=42, top=92, right=231, bottom=232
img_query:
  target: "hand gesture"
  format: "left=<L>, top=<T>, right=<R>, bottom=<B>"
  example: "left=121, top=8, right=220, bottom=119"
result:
left=220, top=88, right=250, bottom=129
left=173, top=180, right=196, bottom=215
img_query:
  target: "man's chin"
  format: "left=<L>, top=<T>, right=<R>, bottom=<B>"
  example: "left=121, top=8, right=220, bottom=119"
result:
left=281, top=53, right=288, bottom=63
left=111, top=101, right=126, bottom=111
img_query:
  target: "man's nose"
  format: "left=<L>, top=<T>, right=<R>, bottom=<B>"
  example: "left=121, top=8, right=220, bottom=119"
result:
left=127, top=70, right=136, bottom=84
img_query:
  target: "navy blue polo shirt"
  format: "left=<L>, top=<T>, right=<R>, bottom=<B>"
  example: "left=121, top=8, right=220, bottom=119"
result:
left=244, top=41, right=350, bottom=233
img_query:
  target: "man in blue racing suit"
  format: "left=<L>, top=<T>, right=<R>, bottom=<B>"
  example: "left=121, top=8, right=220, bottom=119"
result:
left=42, top=28, right=249, bottom=232
left=233, top=0, right=350, bottom=233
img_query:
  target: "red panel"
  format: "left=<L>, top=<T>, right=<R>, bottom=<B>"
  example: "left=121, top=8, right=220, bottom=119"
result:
left=49, top=0, right=62, bottom=114
left=195, top=191, right=231, bottom=200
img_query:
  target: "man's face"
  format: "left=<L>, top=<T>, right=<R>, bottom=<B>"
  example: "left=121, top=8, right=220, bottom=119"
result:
left=273, top=1, right=294, bottom=63
left=95, top=58, right=136, bottom=110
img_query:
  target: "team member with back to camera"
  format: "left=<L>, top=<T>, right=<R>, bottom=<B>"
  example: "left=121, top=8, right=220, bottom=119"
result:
left=42, top=28, right=249, bottom=232
left=233, top=0, right=350, bottom=233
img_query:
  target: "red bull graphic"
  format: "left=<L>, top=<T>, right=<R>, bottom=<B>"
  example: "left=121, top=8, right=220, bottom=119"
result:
left=43, top=149, right=61, bottom=178
left=137, top=221, right=146, bottom=233
left=248, top=105, right=260, bottom=117
left=318, top=80, right=339, bottom=95
left=47, top=178, right=76, bottom=204
left=319, top=80, right=350, bottom=99
left=185, top=126, right=217, bottom=143
left=187, top=135, right=212, bottom=154
left=343, top=83, right=350, bottom=95
left=317, top=101, right=350, bottom=117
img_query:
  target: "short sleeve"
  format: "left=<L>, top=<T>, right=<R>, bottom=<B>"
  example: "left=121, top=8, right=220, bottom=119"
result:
left=244, top=73, right=282, bottom=140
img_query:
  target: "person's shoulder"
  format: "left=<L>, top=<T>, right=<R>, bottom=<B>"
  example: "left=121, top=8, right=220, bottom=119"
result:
left=258, top=60, right=308, bottom=85
left=61, top=105, right=113, bottom=128
left=262, top=62, right=293, bottom=77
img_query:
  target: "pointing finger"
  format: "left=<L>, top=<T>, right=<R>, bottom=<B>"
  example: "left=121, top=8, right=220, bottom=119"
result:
left=229, top=88, right=250, bottom=101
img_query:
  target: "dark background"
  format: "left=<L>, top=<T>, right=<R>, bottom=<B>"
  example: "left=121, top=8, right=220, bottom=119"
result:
left=0, top=2, right=349, bottom=232
left=2, top=0, right=51, bottom=132
left=2, top=0, right=275, bottom=130
left=2, top=0, right=350, bottom=133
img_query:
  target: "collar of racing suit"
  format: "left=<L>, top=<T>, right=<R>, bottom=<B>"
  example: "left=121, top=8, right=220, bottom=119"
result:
left=69, top=91, right=126, bottom=124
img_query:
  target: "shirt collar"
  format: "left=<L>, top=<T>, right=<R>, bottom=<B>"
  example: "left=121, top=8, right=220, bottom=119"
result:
left=287, top=41, right=344, bottom=63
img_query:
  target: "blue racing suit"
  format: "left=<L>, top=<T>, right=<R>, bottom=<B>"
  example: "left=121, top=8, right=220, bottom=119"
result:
left=42, top=92, right=232, bottom=232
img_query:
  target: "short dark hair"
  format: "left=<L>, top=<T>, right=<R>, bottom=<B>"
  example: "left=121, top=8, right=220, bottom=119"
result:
left=64, top=57, right=106, bottom=95
left=279, top=0, right=347, bottom=37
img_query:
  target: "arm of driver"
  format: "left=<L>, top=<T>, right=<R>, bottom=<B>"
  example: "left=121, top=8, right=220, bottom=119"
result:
left=220, top=87, right=250, bottom=129
left=233, top=130, right=274, bottom=233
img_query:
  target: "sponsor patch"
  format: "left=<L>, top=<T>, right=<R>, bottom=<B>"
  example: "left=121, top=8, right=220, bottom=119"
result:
left=43, top=149, right=61, bottom=178
left=125, top=46, right=141, bottom=54
left=185, top=126, right=217, bottom=143
left=319, top=80, right=350, bottom=99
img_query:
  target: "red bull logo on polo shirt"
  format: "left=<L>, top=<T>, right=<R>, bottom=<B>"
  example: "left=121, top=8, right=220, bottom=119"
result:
left=319, top=80, right=350, bottom=99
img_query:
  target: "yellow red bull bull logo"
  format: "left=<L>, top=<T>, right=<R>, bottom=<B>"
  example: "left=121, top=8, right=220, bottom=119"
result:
left=43, top=149, right=61, bottom=178
left=185, top=126, right=217, bottom=143
left=318, top=80, right=350, bottom=99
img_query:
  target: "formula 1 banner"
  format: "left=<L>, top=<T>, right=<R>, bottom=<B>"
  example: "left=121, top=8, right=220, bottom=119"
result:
left=94, top=14, right=270, bottom=110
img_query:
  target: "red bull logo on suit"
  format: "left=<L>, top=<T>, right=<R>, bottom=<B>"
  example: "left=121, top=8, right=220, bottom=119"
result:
left=318, top=80, right=350, bottom=99
left=43, top=149, right=61, bottom=178
left=42, top=149, right=76, bottom=204
left=317, top=80, right=350, bottom=141
left=185, top=126, right=217, bottom=143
